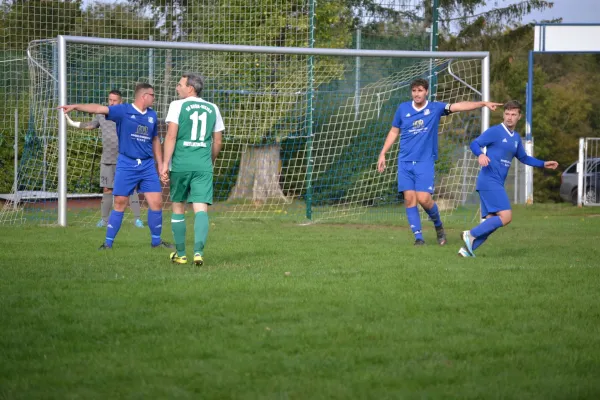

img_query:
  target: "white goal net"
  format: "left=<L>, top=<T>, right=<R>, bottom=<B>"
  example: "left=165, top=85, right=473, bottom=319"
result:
left=0, top=38, right=488, bottom=226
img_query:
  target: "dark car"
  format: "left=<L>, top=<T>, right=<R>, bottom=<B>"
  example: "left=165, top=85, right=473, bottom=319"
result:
left=559, top=158, right=600, bottom=205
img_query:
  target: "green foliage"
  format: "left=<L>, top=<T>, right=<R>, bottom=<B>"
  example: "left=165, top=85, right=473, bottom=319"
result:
left=77, top=3, right=158, bottom=40
left=436, top=0, right=553, bottom=35
left=530, top=55, right=600, bottom=201
left=0, top=0, right=82, bottom=50
left=4, top=0, right=598, bottom=205
left=172, top=0, right=354, bottom=144
left=0, top=1, right=160, bottom=196
left=0, top=52, right=29, bottom=193
left=441, top=17, right=600, bottom=203
left=0, top=131, right=24, bottom=193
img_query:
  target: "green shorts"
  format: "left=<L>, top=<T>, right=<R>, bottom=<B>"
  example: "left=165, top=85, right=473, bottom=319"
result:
left=169, top=171, right=213, bottom=205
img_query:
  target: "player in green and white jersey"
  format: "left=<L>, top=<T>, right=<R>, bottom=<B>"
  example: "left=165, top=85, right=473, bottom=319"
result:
left=161, top=73, right=224, bottom=265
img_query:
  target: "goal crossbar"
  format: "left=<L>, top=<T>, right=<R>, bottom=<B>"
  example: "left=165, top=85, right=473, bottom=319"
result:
left=56, top=35, right=490, bottom=226
left=60, top=35, right=490, bottom=59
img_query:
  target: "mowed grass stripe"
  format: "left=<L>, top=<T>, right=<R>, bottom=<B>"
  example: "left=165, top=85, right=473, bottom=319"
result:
left=1, top=204, right=599, bottom=399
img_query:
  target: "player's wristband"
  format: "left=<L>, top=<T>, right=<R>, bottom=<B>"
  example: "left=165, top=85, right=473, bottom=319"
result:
left=444, top=103, right=453, bottom=115
left=64, top=114, right=81, bottom=128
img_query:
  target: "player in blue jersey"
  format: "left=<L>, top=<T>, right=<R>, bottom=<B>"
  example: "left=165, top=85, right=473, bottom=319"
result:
left=458, top=100, right=558, bottom=257
left=59, top=83, right=173, bottom=250
left=378, top=78, right=503, bottom=246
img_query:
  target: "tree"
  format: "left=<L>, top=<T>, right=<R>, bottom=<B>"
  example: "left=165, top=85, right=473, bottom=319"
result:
left=1, top=0, right=83, bottom=51
left=0, top=0, right=160, bottom=195
left=435, top=0, right=553, bottom=36
left=78, top=3, right=158, bottom=41
left=437, top=0, right=600, bottom=202
left=123, top=0, right=361, bottom=204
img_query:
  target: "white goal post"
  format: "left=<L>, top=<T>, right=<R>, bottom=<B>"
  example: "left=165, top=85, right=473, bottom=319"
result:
left=50, top=35, right=490, bottom=226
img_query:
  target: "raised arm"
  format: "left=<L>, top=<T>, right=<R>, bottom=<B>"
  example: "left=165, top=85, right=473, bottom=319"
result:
left=377, top=127, right=400, bottom=173
left=449, top=101, right=503, bottom=113
left=58, top=104, right=109, bottom=116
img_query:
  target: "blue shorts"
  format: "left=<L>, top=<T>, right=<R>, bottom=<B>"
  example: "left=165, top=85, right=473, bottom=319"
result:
left=397, top=161, right=435, bottom=193
left=478, top=189, right=511, bottom=217
left=113, top=157, right=162, bottom=196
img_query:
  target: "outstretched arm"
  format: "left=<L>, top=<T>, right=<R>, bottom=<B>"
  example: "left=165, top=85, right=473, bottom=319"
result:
left=377, top=127, right=400, bottom=173
left=543, top=161, right=559, bottom=169
left=449, top=101, right=503, bottom=113
left=518, top=154, right=545, bottom=168
left=516, top=140, right=558, bottom=169
left=64, top=113, right=100, bottom=130
left=58, top=104, right=109, bottom=116
left=518, top=155, right=558, bottom=169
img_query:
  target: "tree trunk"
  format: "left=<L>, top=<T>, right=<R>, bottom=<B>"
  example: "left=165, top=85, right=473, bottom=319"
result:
left=228, top=144, right=289, bottom=206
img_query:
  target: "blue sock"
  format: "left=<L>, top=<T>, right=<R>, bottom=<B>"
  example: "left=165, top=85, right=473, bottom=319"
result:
left=406, top=206, right=423, bottom=241
left=148, top=209, right=163, bottom=246
left=425, top=203, right=443, bottom=228
left=470, top=216, right=503, bottom=238
left=105, top=210, right=124, bottom=248
left=472, top=233, right=490, bottom=251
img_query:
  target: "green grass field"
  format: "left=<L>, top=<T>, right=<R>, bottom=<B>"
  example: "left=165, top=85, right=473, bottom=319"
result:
left=1, top=204, right=600, bottom=399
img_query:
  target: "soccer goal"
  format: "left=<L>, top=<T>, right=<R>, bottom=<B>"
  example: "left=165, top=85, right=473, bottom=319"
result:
left=0, top=35, right=490, bottom=226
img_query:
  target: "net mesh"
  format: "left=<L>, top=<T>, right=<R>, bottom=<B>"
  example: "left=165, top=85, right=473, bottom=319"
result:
left=0, top=0, right=486, bottom=226
left=0, top=40, right=483, bottom=225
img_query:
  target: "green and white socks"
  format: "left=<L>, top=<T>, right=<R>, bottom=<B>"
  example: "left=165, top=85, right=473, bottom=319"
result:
left=193, top=211, right=209, bottom=256
left=171, top=211, right=209, bottom=258
left=171, top=213, right=186, bottom=257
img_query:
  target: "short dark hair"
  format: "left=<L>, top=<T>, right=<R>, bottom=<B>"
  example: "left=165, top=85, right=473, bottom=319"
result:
left=182, top=73, right=205, bottom=96
left=134, top=83, right=154, bottom=96
left=411, top=78, right=429, bottom=91
left=504, top=100, right=522, bottom=113
left=108, top=89, right=122, bottom=98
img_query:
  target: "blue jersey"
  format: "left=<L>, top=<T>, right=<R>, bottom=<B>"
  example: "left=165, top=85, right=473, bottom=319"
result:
left=470, top=123, right=544, bottom=190
left=392, top=101, right=450, bottom=161
left=107, top=104, right=158, bottom=163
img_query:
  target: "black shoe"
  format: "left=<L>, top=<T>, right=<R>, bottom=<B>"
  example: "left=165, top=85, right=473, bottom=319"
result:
left=414, top=239, right=425, bottom=246
left=436, top=225, right=447, bottom=246
left=152, top=240, right=175, bottom=249
left=98, top=243, right=112, bottom=250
